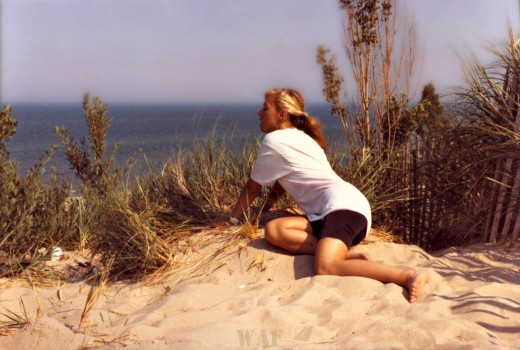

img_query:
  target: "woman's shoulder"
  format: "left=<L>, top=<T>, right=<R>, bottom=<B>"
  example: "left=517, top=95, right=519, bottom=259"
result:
left=262, top=129, right=321, bottom=154
left=263, top=128, right=306, bottom=144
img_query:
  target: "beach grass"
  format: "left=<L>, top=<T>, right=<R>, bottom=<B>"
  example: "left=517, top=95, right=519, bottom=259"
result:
left=1, top=27, right=519, bottom=285
left=317, top=0, right=519, bottom=250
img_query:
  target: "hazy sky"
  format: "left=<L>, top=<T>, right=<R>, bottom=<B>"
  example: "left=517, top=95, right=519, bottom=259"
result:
left=2, top=0, right=519, bottom=104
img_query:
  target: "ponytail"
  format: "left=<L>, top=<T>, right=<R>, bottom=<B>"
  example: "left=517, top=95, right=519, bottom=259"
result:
left=289, top=112, right=327, bottom=151
left=266, top=88, right=327, bottom=151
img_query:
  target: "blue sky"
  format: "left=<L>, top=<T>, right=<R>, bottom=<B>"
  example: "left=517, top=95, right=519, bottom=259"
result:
left=2, top=0, right=519, bottom=104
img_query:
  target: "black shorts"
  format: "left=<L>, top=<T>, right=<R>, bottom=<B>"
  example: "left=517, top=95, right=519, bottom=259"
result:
left=309, top=210, right=367, bottom=249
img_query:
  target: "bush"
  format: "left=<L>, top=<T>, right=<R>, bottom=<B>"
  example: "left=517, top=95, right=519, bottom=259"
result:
left=0, top=105, right=77, bottom=277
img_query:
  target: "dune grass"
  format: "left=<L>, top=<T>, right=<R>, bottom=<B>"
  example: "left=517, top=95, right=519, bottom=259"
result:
left=0, top=105, right=78, bottom=279
left=52, top=95, right=266, bottom=282
left=317, top=0, right=519, bottom=250
left=1, top=28, right=519, bottom=287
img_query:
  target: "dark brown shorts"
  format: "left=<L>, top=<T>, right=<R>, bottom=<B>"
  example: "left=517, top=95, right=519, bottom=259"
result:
left=310, top=210, right=367, bottom=249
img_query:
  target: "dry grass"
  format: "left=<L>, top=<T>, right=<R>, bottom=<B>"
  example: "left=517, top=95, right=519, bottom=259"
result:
left=0, top=299, right=31, bottom=331
left=0, top=104, right=79, bottom=279
left=318, top=0, right=519, bottom=249
left=78, top=334, right=138, bottom=350
left=49, top=96, right=251, bottom=282
left=363, top=227, right=403, bottom=244
left=454, top=29, right=520, bottom=245
left=78, top=258, right=112, bottom=330
left=2, top=24, right=519, bottom=293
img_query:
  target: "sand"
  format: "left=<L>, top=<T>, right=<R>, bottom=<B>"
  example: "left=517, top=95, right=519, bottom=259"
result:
left=0, top=229, right=519, bottom=350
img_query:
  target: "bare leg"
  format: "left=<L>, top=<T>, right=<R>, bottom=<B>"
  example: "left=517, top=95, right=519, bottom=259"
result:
left=264, top=216, right=371, bottom=261
left=264, top=216, right=317, bottom=254
left=345, top=245, right=372, bottom=261
left=315, top=238, right=428, bottom=303
left=264, top=217, right=427, bottom=302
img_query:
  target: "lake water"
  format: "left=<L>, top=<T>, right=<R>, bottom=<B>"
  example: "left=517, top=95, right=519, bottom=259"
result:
left=5, top=102, right=348, bottom=181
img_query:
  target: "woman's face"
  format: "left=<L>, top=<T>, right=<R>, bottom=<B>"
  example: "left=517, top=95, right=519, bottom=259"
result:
left=257, top=94, right=280, bottom=133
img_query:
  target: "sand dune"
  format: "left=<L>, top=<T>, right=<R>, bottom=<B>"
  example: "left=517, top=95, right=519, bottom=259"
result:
left=1, top=230, right=519, bottom=349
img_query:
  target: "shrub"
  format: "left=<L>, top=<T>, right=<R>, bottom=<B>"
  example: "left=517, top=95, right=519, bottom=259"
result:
left=0, top=105, right=76, bottom=277
left=55, top=94, right=139, bottom=197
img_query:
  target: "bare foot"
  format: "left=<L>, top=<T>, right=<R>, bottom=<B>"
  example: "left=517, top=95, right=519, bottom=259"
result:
left=345, top=246, right=372, bottom=262
left=406, top=269, right=429, bottom=303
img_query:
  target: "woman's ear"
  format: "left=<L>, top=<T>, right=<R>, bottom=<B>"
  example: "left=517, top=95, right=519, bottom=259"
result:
left=278, top=109, right=288, bottom=121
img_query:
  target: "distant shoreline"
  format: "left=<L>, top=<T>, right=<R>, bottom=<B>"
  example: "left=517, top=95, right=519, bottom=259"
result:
left=5, top=102, right=347, bottom=179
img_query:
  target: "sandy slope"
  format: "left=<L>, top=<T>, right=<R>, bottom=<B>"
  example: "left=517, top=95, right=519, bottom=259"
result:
left=0, top=230, right=519, bottom=350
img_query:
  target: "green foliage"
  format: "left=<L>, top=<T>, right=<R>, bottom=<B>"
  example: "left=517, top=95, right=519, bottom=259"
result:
left=72, top=126, right=261, bottom=280
left=319, top=0, right=505, bottom=250
left=414, top=83, right=450, bottom=135
left=0, top=93, right=262, bottom=281
left=316, top=45, right=348, bottom=121
left=339, top=0, right=392, bottom=46
left=0, top=105, right=17, bottom=156
left=0, top=105, right=77, bottom=278
left=83, top=191, right=178, bottom=281
left=5, top=26, right=517, bottom=286
left=2, top=7, right=518, bottom=288
left=381, top=94, right=416, bottom=154
left=318, top=0, right=416, bottom=161
left=55, top=94, right=139, bottom=196
left=454, top=30, right=520, bottom=245
left=130, top=127, right=261, bottom=224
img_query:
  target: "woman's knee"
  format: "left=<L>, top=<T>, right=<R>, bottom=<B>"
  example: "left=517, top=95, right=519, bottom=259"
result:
left=264, top=217, right=297, bottom=245
left=264, top=216, right=315, bottom=254
left=314, top=258, right=335, bottom=275
left=264, top=219, right=281, bottom=245
left=314, top=237, right=349, bottom=275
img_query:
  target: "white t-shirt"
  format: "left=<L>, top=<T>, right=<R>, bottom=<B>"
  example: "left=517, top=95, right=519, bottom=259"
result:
left=250, top=128, right=371, bottom=236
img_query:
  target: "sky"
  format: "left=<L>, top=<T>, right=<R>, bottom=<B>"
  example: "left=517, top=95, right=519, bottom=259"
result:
left=1, top=0, right=519, bottom=104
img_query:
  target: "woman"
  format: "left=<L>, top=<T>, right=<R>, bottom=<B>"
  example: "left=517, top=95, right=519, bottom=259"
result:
left=216, top=88, right=428, bottom=303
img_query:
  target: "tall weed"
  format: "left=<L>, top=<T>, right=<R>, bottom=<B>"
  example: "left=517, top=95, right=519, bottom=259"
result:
left=55, top=94, right=139, bottom=197
left=0, top=105, right=76, bottom=277
left=54, top=99, right=263, bottom=280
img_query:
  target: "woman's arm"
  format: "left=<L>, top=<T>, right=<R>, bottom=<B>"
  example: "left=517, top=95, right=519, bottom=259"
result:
left=262, top=181, right=286, bottom=212
left=230, top=178, right=263, bottom=221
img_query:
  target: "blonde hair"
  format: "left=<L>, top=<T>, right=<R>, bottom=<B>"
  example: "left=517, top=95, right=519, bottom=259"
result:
left=265, top=88, right=327, bottom=150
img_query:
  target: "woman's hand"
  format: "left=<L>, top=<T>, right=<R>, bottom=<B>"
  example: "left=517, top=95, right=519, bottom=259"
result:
left=210, top=178, right=262, bottom=228
left=263, top=181, right=285, bottom=212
